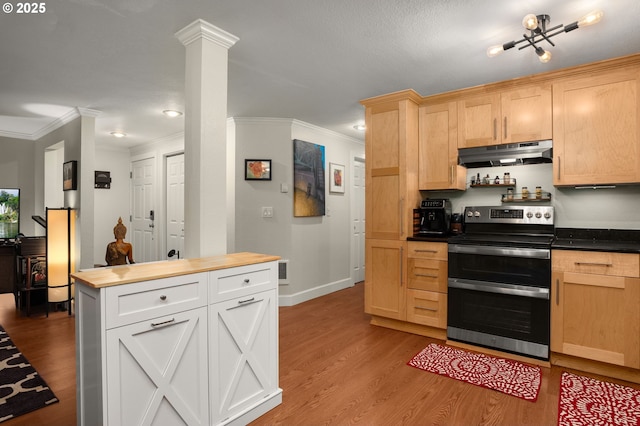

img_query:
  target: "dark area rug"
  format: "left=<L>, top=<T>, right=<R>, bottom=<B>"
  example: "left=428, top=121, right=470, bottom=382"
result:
left=0, top=325, right=59, bottom=423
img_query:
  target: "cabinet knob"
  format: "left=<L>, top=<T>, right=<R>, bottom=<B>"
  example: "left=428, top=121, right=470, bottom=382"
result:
left=243, top=278, right=250, bottom=284
left=160, top=295, right=167, bottom=301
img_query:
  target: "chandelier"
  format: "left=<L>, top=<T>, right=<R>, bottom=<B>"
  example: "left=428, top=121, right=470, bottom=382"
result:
left=487, top=10, right=603, bottom=63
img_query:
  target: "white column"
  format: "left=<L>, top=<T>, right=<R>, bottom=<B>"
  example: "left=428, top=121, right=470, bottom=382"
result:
left=175, top=20, right=238, bottom=258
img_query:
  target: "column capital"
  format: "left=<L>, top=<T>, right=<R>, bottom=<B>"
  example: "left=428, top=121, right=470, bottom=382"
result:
left=175, top=19, right=239, bottom=49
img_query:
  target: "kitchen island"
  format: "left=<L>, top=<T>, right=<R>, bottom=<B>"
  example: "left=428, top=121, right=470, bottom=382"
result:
left=72, top=252, right=282, bottom=426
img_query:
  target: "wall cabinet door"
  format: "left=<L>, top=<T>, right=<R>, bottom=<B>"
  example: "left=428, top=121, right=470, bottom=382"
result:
left=553, top=67, right=640, bottom=185
left=106, top=307, right=209, bottom=425
left=458, top=94, right=500, bottom=148
left=501, top=85, right=552, bottom=144
left=210, top=289, right=278, bottom=424
left=551, top=272, right=640, bottom=368
left=419, top=102, right=466, bottom=190
left=365, top=239, right=406, bottom=320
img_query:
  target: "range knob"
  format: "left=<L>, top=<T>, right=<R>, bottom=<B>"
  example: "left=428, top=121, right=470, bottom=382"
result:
left=535, top=212, right=542, bottom=218
left=544, top=211, right=552, bottom=219
left=526, top=212, right=533, bottom=218
left=467, top=211, right=474, bottom=217
left=474, top=211, right=481, bottom=217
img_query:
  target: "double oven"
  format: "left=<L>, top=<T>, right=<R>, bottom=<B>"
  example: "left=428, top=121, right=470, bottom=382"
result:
left=447, top=206, right=554, bottom=360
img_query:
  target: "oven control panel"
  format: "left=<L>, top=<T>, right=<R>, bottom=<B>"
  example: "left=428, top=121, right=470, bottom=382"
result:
left=464, top=206, right=554, bottom=225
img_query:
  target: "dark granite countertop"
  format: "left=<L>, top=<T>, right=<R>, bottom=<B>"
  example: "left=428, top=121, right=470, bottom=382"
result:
left=552, top=228, right=640, bottom=253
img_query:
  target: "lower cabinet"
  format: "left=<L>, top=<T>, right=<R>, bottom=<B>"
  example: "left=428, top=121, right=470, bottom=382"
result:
left=210, top=289, right=278, bottom=424
left=106, top=307, right=209, bottom=425
left=551, top=250, right=640, bottom=369
left=75, top=259, right=281, bottom=426
left=364, top=239, right=406, bottom=320
left=406, top=241, right=448, bottom=329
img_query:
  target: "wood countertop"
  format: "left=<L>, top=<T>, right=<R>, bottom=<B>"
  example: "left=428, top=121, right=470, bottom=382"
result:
left=71, top=252, right=280, bottom=289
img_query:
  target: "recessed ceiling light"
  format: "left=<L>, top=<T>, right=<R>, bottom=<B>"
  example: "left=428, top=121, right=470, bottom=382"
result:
left=353, top=124, right=366, bottom=131
left=163, top=110, right=183, bottom=117
left=110, top=131, right=126, bottom=138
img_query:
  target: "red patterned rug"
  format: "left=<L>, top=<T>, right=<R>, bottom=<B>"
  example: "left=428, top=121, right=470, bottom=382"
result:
left=407, top=343, right=541, bottom=401
left=558, top=371, right=640, bottom=425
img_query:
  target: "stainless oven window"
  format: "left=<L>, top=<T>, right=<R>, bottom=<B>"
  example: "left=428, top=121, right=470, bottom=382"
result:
left=448, top=245, right=550, bottom=288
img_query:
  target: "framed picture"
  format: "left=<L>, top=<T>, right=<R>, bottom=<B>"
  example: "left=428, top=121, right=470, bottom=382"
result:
left=329, top=163, right=345, bottom=193
left=245, top=159, right=271, bottom=180
left=63, top=161, right=77, bottom=191
left=293, top=139, right=325, bottom=217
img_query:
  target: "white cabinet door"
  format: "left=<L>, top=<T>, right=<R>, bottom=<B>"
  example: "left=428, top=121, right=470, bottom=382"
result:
left=106, top=307, right=209, bottom=426
left=210, top=289, right=278, bottom=424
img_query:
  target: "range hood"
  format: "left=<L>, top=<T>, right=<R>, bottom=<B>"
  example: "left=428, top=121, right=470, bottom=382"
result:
left=458, top=140, right=553, bottom=168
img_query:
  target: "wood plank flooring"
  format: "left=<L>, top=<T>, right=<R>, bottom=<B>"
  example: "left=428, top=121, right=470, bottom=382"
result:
left=1, top=283, right=639, bottom=425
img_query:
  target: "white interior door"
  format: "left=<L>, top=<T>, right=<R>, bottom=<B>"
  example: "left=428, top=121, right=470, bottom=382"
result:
left=166, top=153, right=185, bottom=260
left=351, top=157, right=365, bottom=283
left=131, top=157, right=156, bottom=263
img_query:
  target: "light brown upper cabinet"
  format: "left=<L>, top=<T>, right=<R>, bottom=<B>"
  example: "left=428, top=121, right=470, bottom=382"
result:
left=553, top=66, right=640, bottom=186
left=457, top=84, right=552, bottom=148
left=419, top=102, right=467, bottom=190
left=362, top=90, right=420, bottom=241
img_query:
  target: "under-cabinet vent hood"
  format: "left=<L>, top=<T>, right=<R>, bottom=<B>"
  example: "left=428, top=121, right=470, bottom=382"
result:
left=458, top=140, right=553, bottom=168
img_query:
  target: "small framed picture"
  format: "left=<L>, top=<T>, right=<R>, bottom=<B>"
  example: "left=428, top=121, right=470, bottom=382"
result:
left=329, top=163, right=345, bottom=193
left=63, top=160, right=77, bottom=191
left=245, top=159, right=272, bottom=180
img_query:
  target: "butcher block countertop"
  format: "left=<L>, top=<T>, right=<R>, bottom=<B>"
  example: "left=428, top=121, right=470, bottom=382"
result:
left=71, top=252, right=280, bottom=289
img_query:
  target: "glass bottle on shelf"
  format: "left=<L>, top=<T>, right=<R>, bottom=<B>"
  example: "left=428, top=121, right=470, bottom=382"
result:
left=522, top=186, right=529, bottom=199
left=506, top=187, right=514, bottom=201
left=504, top=172, right=510, bottom=185
left=535, top=186, right=542, bottom=199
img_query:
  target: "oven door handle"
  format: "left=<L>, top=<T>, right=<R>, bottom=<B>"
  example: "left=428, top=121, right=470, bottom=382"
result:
left=448, top=244, right=550, bottom=259
left=448, top=278, right=550, bottom=299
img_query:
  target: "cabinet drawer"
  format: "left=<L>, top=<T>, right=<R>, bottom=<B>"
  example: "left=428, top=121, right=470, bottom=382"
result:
left=407, top=241, right=447, bottom=261
left=406, top=289, right=447, bottom=329
left=552, top=250, right=640, bottom=277
left=408, top=258, right=447, bottom=293
left=105, top=272, right=208, bottom=329
left=209, top=262, right=277, bottom=303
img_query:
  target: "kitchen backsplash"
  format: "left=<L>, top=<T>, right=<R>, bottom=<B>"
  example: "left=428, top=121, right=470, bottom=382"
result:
left=426, top=163, right=640, bottom=230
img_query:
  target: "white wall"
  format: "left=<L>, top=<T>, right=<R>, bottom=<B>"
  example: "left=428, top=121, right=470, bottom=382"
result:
left=93, top=146, right=133, bottom=266
left=232, top=118, right=365, bottom=305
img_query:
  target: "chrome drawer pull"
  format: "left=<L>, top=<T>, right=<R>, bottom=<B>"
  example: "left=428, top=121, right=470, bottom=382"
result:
left=160, top=295, right=167, bottom=301
left=151, top=318, right=175, bottom=327
left=415, top=273, right=437, bottom=278
left=239, top=297, right=255, bottom=304
left=415, top=306, right=437, bottom=312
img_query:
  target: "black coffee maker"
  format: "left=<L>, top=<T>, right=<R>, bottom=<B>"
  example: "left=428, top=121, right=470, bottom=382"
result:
left=415, top=199, right=451, bottom=236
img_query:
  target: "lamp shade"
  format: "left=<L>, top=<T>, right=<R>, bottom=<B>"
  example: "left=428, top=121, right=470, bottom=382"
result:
left=47, top=208, right=76, bottom=308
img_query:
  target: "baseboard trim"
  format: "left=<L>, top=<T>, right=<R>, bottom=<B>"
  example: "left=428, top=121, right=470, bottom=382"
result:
left=278, top=278, right=353, bottom=306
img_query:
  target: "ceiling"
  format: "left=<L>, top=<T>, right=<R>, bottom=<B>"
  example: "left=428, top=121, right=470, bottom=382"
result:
left=1, top=0, right=639, bottom=148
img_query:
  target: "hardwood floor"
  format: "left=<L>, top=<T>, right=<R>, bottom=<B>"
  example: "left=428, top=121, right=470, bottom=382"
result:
left=1, top=283, right=639, bottom=425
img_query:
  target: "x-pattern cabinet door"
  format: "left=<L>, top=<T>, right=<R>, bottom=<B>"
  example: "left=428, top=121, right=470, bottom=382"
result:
left=210, top=289, right=278, bottom=424
left=105, top=307, right=209, bottom=425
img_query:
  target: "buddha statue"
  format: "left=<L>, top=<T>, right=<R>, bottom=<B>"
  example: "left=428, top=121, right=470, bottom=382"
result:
left=105, top=217, right=134, bottom=266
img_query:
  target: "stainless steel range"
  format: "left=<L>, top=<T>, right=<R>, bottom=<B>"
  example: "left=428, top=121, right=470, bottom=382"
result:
left=447, top=205, right=554, bottom=360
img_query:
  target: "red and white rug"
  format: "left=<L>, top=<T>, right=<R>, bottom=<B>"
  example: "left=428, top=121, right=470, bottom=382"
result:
left=558, top=371, right=640, bottom=425
left=407, top=343, right=541, bottom=401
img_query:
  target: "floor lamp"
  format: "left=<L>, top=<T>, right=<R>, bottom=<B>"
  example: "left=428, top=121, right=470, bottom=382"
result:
left=46, top=207, right=76, bottom=315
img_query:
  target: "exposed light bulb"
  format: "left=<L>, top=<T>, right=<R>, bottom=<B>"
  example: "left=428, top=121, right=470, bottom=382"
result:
left=487, top=45, right=504, bottom=58
left=577, top=10, right=603, bottom=27
left=537, top=48, right=552, bottom=63
left=522, top=14, right=539, bottom=30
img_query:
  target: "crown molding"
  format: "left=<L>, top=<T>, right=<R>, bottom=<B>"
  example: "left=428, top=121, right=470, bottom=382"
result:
left=175, top=19, right=239, bottom=49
